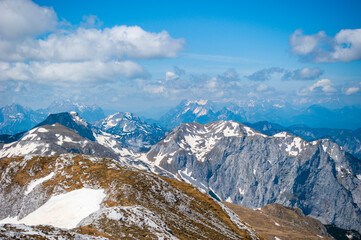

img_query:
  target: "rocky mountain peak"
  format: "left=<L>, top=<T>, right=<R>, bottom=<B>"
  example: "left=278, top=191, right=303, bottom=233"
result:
left=35, top=112, right=95, bottom=141
left=143, top=120, right=361, bottom=232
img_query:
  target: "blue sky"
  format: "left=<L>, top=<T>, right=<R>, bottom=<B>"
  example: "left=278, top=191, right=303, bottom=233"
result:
left=1, top=0, right=361, bottom=116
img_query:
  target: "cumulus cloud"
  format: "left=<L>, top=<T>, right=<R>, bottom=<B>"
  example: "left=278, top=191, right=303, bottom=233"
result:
left=165, top=71, right=179, bottom=81
left=0, top=61, right=147, bottom=86
left=245, top=67, right=283, bottom=81
left=141, top=68, right=243, bottom=100
left=298, top=79, right=337, bottom=96
left=282, top=67, right=323, bottom=81
left=256, top=84, right=269, bottom=92
left=0, top=0, right=57, bottom=39
left=0, top=26, right=185, bottom=62
left=345, top=87, right=360, bottom=95
left=0, top=0, right=185, bottom=87
left=290, top=29, right=361, bottom=62
left=246, top=67, right=322, bottom=81
left=81, top=15, right=103, bottom=28
left=218, top=68, right=240, bottom=83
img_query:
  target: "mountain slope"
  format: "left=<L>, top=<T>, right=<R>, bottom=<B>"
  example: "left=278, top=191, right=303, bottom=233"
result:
left=0, top=124, right=119, bottom=160
left=0, top=104, right=44, bottom=135
left=159, top=100, right=218, bottom=129
left=0, top=154, right=262, bottom=239
left=224, top=202, right=333, bottom=240
left=142, top=120, right=361, bottom=232
left=96, top=112, right=165, bottom=151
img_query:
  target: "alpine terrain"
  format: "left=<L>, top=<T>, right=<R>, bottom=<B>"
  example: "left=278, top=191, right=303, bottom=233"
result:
left=96, top=112, right=165, bottom=151
left=0, top=154, right=261, bottom=239
left=141, top=120, right=361, bottom=233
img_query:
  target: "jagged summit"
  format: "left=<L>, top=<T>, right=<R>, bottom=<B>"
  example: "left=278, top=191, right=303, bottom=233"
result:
left=96, top=112, right=165, bottom=152
left=97, top=112, right=143, bottom=132
left=35, top=112, right=95, bottom=141
left=159, top=99, right=217, bottom=129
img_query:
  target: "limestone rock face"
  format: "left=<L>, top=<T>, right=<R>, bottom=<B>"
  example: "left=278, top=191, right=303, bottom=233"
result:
left=144, top=120, right=361, bottom=232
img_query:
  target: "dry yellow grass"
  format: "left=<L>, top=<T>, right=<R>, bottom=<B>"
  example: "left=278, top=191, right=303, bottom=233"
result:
left=224, top=202, right=333, bottom=240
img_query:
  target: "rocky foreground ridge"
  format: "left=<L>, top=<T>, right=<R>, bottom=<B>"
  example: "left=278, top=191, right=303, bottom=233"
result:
left=0, top=154, right=262, bottom=239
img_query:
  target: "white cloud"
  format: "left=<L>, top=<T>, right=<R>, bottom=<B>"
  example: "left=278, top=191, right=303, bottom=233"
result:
left=143, top=85, right=165, bottom=94
left=290, top=29, right=325, bottom=55
left=0, top=60, right=147, bottom=86
left=247, top=67, right=322, bottom=81
left=332, top=29, right=361, bottom=62
left=345, top=87, right=360, bottom=95
left=0, top=0, right=57, bottom=39
left=298, top=79, right=337, bottom=96
left=165, top=71, right=179, bottom=81
left=0, top=26, right=185, bottom=62
left=256, top=84, right=268, bottom=92
left=245, top=67, right=283, bottom=81
left=282, top=67, right=323, bottom=81
left=290, top=28, right=361, bottom=62
left=0, top=0, right=185, bottom=86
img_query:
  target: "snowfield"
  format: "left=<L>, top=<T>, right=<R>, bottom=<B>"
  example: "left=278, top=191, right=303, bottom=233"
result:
left=0, top=188, right=105, bottom=229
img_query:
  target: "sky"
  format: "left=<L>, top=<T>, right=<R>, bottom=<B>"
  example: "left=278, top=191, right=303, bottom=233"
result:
left=0, top=0, right=360, bottom=117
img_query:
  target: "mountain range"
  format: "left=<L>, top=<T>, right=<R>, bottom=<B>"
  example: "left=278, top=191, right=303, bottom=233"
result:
left=1, top=100, right=361, bottom=238
left=158, top=99, right=361, bottom=130
left=0, top=100, right=105, bottom=135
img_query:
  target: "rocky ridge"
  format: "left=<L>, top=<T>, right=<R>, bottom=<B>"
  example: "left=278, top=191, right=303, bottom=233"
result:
left=0, top=154, right=262, bottom=240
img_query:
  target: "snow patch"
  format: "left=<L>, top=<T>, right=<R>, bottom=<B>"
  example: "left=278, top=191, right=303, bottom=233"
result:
left=239, top=187, right=245, bottom=195
left=37, top=128, right=49, bottom=133
left=0, top=188, right=105, bottom=229
left=186, top=100, right=208, bottom=106
left=285, top=137, right=304, bottom=156
left=25, top=172, right=55, bottom=195
left=273, top=132, right=289, bottom=138
left=70, top=112, right=87, bottom=127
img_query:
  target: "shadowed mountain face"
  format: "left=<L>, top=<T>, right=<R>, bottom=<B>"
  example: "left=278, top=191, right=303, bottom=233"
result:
left=143, top=120, right=361, bottom=232
left=35, top=112, right=96, bottom=141
left=0, top=155, right=262, bottom=240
